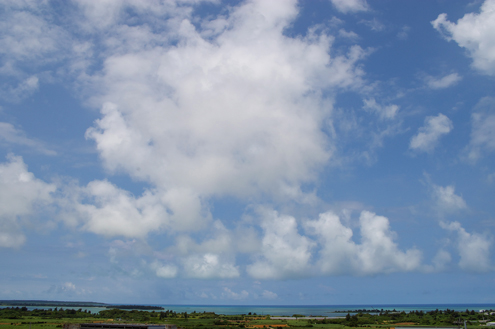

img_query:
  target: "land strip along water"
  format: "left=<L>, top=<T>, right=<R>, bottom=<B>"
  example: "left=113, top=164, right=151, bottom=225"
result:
left=2, top=304, right=495, bottom=317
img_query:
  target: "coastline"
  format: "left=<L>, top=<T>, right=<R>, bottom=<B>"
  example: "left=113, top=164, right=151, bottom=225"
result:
left=1, top=302, right=495, bottom=316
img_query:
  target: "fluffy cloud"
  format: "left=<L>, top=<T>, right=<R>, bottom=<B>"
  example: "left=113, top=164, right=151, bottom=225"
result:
left=424, top=73, right=462, bottom=89
left=0, top=1, right=369, bottom=263
left=363, top=98, right=399, bottom=120
left=0, top=1, right=73, bottom=103
left=247, top=209, right=421, bottom=279
left=82, top=0, right=365, bottom=239
left=0, top=155, right=55, bottom=248
left=441, top=221, right=492, bottom=272
left=183, top=253, right=240, bottom=279
left=71, top=180, right=171, bottom=238
left=247, top=209, right=315, bottom=279
left=357, top=211, right=422, bottom=274
left=431, top=184, right=467, bottom=214
left=304, top=211, right=355, bottom=274
left=432, top=0, right=495, bottom=75
left=465, top=97, right=495, bottom=162
left=0, top=3, right=68, bottom=64
left=330, top=0, right=368, bottom=13
left=339, top=29, right=359, bottom=40
left=410, top=114, right=453, bottom=153
left=151, top=262, right=178, bottom=279
left=72, top=0, right=198, bottom=33
left=307, top=211, right=422, bottom=275
left=152, top=221, right=240, bottom=279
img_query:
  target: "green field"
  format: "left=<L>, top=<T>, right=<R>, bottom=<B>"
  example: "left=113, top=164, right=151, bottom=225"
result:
left=1, top=307, right=493, bottom=329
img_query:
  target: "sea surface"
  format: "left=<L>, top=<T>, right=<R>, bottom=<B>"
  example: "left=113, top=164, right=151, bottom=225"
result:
left=3, top=304, right=495, bottom=316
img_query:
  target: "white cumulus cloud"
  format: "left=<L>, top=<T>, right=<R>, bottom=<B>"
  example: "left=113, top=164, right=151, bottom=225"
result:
left=432, top=0, right=495, bottom=75
left=304, top=211, right=356, bottom=274
left=441, top=221, right=492, bottom=272
left=81, top=0, right=365, bottom=239
left=0, top=155, right=55, bottom=248
left=307, top=211, right=422, bottom=275
left=247, top=208, right=315, bottom=279
left=357, top=211, right=422, bottom=274
left=183, top=253, right=240, bottom=279
left=248, top=209, right=422, bottom=279
left=70, top=180, right=172, bottom=238
left=410, top=113, right=453, bottom=153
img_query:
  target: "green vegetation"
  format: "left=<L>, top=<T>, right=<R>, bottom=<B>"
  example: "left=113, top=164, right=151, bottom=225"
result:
left=308, top=309, right=495, bottom=328
left=110, top=306, right=164, bottom=311
left=1, top=307, right=494, bottom=329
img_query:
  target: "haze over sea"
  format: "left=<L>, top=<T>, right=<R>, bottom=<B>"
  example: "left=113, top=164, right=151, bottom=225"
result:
left=5, top=305, right=495, bottom=317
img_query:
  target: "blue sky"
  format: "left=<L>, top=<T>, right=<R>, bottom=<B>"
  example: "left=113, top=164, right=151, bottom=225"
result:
left=1, top=0, right=495, bottom=305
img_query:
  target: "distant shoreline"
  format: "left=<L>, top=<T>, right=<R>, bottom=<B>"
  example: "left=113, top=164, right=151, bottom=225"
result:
left=0, top=301, right=163, bottom=310
left=2, top=301, right=495, bottom=316
left=0, top=301, right=107, bottom=307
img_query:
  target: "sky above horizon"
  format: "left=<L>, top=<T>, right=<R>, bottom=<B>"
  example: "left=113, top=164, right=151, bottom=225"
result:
left=1, top=0, right=495, bottom=305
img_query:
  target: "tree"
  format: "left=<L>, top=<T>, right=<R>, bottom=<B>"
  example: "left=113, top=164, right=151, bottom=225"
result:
left=347, top=315, right=358, bottom=327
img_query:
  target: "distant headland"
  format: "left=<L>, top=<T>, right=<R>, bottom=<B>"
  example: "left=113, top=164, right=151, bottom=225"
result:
left=0, top=300, right=164, bottom=310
